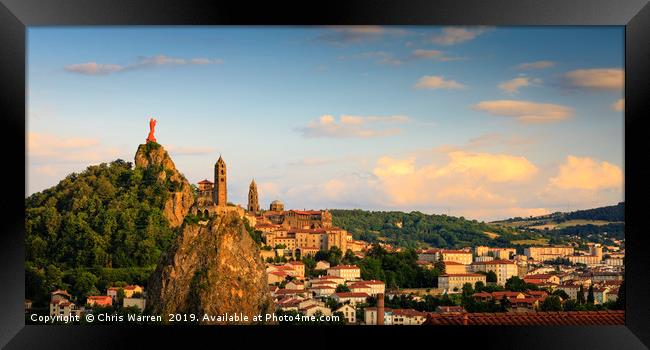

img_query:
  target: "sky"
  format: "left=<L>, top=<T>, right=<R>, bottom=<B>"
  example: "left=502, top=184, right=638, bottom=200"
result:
left=27, top=26, right=624, bottom=221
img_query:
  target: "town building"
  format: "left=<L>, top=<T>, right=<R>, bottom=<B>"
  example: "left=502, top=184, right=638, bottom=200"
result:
left=247, top=179, right=260, bottom=214
left=315, top=260, right=331, bottom=270
left=524, top=246, right=574, bottom=261
left=438, top=273, right=487, bottom=293
left=335, top=304, right=357, bottom=324
left=327, top=265, right=361, bottom=281
left=86, top=296, right=113, bottom=307
left=123, top=297, right=146, bottom=311
left=332, top=292, right=369, bottom=305
left=392, top=309, right=428, bottom=325
left=469, top=260, right=517, bottom=285
left=444, top=261, right=468, bottom=274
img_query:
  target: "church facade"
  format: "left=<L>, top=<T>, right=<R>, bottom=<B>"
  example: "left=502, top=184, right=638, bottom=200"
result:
left=191, top=155, right=244, bottom=219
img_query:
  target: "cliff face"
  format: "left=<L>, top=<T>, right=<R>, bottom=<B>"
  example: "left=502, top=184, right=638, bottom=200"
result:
left=134, top=143, right=194, bottom=228
left=146, top=211, right=274, bottom=324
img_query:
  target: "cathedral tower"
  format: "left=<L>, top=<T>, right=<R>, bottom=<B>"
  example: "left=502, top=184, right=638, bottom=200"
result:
left=214, top=155, right=227, bottom=206
left=247, top=179, right=260, bottom=214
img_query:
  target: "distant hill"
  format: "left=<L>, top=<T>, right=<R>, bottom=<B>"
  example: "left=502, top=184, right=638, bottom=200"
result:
left=490, top=202, right=624, bottom=241
left=330, top=209, right=542, bottom=249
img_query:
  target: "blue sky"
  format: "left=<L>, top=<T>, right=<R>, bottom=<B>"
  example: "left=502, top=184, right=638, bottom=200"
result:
left=27, top=26, right=624, bottom=221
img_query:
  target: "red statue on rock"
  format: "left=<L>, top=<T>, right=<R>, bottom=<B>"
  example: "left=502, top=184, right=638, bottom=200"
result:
left=146, top=118, right=157, bottom=143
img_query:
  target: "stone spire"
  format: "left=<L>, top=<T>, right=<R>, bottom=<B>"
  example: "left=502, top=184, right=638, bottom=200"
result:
left=214, top=155, right=227, bottom=206
left=247, top=179, right=260, bottom=214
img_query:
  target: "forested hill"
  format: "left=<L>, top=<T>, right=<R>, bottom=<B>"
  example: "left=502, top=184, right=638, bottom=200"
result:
left=496, top=202, right=624, bottom=224
left=561, top=202, right=624, bottom=222
left=330, top=209, right=534, bottom=249
left=25, top=142, right=192, bottom=305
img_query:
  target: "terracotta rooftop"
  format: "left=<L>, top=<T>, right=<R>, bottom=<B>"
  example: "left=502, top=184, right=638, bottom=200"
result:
left=290, top=210, right=323, bottom=215
left=334, top=292, right=370, bottom=298
left=328, top=265, right=360, bottom=270
left=472, top=259, right=515, bottom=265
left=197, top=179, right=213, bottom=184
left=393, top=309, right=427, bottom=317
left=422, top=310, right=624, bottom=326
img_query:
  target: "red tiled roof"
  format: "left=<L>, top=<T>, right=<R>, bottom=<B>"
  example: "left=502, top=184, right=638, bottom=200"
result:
left=444, top=261, right=465, bottom=265
left=360, top=280, right=385, bottom=285
left=525, top=274, right=557, bottom=279
left=51, top=289, right=71, bottom=297
left=328, top=265, right=360, bottom=270
left=437, top=306, right=466, bottom=313
left=276, top=289, right=307, bottom=295
left=334, top=292, right=370, bottom=298
left=423, top=310, right=625, bottom=326
left=442, top=250, right=472, bottom=254
left=289, top=210, right=323, bottom=215
left=317, top=275, right=345, bottom=280
left=393, top=309, right=427, bottom=317
left=309, top=285, right=336, bottom=290
left=472, top=259, right=515, bottom=265
left=440, top=273, right=485, bottom=277
left=198, top=179, right=213, bottom=184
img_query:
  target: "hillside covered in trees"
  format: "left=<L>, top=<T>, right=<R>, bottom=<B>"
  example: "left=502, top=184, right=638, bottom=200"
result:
left=330, top=209, right=539, bottom=249
left=25, top=144, right=191, bottom=306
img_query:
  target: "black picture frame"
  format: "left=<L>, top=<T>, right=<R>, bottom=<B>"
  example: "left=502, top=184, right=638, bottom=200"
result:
left=1, top=0, right=648, bottom=348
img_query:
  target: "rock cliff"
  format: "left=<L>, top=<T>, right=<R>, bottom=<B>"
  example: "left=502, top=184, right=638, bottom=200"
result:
left=134, top=142, right=194, bottom=228
left=146, top=211, right=274, bottom=324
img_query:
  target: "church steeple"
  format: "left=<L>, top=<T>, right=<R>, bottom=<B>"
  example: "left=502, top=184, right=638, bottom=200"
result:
left=214, top=155, right=227, bottom=206
left=248, top=178, right=260, bottom=214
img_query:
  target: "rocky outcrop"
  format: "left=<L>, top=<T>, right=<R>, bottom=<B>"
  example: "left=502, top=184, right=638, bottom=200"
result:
left=146, top=211, right=274, bottom=324
left=134, top=143, right=194, bottom=228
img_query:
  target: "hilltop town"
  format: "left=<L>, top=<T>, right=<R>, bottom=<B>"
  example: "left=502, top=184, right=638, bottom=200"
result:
left=26, top=125, right=625, bottom=325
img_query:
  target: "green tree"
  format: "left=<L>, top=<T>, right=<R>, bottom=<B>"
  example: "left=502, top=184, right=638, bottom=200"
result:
left=577, top=285, right=586, bottom=305
left=552, top=289, right=570, bottom=300
left=336, top=284, right=351, bottom=293
left=45, top=264, right=64, bottom=291
left=461, top=282, right=474, bottom=298
left=116, top=288, right=126, bottom=305
left=541, top=295, right=563, bottom=311
left=505, top=276, right=527, bottom=292
left=485, top=271, right=497, bottom=283
left=474, top=281, right=485, bottom=293
left=71, top=270, right=99, bottom=300
left=434, top=255, right=446, bottom=274
left=587, top=284, right=595, bottom=305
left=616, top=280, right=625, bottom=310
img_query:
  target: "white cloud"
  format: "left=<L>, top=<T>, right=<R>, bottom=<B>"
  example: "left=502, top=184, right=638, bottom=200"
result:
left=498, top=77, right=541, bottom=94
left=64, top=63, right=125, bottom=75
left=611, top=98, right=624, bottom=111
left=429, top=26, right=492, bottom=45
left=300, top=114, right=410, bottom=139
left=516, top=61, right=555, bottom=70
left=316, top=26, right=408, bottom=45
left=414, top=75, right=465, bottom=90
left=564, top=68, right=624, bottom=90
left=411, top=49, right=463, bottom=62
left=549, top=155, right=623, bottom=191
left=64, top=55, right=223, bottom=76
left=473, top=100, right=573, bottom=123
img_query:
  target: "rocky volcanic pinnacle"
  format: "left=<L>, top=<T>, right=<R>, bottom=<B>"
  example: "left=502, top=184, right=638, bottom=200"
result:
left=146, top=211, right=274, bottom=324
left=134, top=143, right=194, bottom=228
